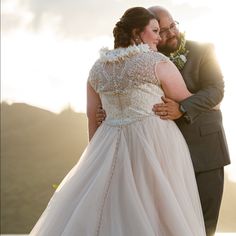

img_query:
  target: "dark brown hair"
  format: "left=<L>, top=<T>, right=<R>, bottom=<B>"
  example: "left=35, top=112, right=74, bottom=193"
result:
left=113, top=7, right=155, bottom=48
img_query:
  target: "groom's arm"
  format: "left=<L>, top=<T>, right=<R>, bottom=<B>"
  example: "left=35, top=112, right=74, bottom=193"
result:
left=153, top=44, right=224, bottom=123
left=179, top=44, right=224, bottom=123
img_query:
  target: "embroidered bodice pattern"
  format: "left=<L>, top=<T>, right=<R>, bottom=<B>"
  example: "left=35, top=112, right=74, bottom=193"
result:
left=88, top=44, right=168, bottom=126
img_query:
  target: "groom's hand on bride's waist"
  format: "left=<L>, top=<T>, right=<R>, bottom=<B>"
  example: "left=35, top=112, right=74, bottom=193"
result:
left=152, top=97, right=184, bottom=120
left=96, top=106, right=106, bottom=126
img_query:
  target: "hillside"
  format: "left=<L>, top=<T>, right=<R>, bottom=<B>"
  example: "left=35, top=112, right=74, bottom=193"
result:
left=1, top=102, right=88, bottom=233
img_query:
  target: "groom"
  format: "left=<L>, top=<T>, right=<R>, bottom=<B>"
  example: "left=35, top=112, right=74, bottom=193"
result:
left=148, top=6, right=230, bottom=236
left=96, top=6, right=230, bottom=236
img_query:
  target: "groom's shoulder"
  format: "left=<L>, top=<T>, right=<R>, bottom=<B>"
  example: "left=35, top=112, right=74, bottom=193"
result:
left=186, top=40, right=214, bottom=53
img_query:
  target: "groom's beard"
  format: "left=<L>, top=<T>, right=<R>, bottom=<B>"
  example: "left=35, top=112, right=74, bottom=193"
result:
left=158, top=36, right=180, bottom=55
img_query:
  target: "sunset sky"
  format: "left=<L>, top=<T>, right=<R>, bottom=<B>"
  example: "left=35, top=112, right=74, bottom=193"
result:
left=2, top=0, right=236, bottom=181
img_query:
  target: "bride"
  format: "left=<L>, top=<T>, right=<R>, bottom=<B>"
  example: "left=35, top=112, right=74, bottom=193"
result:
left=30, top=7, right=206, bottom=236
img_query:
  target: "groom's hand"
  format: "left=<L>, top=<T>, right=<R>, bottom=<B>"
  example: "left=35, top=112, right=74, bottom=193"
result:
left=152, top=96, right=183, bottom=120
left=96, top=106, right=106, bottom=126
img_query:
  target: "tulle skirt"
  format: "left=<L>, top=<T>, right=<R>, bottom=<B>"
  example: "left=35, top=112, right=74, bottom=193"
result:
left=30, top=116, right=206, bottom=236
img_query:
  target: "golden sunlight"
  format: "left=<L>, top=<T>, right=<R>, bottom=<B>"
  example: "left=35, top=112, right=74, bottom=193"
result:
left=2, top=0, right=236, bottom=234
left=179, top=1, right=236, bottom=183
left=2, top=29, right=112, bottom=113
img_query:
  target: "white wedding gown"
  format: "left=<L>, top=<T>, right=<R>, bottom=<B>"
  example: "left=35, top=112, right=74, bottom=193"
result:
left=30, top=44, right=206, bottom=236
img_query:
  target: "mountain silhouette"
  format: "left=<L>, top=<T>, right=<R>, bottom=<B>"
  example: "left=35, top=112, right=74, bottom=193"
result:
left=1, top=102, right=88, bottom=233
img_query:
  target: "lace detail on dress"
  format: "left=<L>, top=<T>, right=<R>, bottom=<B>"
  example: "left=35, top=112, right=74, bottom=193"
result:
left=88, top=44, right=168, bottom=125
left=99, top=44, right=150, bottom=63
left=88, top=44, right=168, bottom=93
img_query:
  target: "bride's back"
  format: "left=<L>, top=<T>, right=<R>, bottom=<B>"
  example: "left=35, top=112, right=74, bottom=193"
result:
left=88, top=45, right=168, bottom=125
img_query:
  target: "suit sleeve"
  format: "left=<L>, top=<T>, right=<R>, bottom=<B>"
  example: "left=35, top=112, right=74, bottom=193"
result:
left=180, top=44, right=224, bottom=123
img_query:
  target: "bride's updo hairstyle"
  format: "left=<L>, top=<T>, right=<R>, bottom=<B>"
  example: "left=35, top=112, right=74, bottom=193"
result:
left=113, top=7, right=156, bottom=48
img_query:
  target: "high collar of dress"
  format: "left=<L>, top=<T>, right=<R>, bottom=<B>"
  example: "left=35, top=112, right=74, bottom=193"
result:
left=99, top=44, right=151, bottom=63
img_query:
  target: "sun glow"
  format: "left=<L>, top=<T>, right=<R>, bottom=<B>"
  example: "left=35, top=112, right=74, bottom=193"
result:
left=178, top=1, right=236, bottom=183
left=2, top=28, right=112, bottom=113
left=2, top=0, right=236, bottom=182
left=2, top=0, right=236, bottom=179
left=1, top=0, right=236, bottom=233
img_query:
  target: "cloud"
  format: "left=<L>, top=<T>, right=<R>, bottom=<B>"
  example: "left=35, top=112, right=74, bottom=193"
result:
left=2, top=0, right=210, bottom=39
left=1, top=0, right=32, bottom=32
left=172, top=3, right=210, bottom=22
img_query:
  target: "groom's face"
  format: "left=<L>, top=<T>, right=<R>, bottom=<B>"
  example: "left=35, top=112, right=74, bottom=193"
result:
left=157, top=14, right=180, bottom=55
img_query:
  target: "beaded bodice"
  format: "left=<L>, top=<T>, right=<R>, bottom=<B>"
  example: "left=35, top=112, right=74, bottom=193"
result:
left=88, top=44, right=168, bottom=125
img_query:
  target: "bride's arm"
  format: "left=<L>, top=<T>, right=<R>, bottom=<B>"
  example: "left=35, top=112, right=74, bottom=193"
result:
left=87, top=82, right=102, bottom=141
left=154, top=60, right=219, bottom=120
left=155, top=60, right=192, bottom=102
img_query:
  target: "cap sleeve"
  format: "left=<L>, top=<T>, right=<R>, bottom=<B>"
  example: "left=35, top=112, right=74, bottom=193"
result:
left=87, top=60, right=101, bottom=92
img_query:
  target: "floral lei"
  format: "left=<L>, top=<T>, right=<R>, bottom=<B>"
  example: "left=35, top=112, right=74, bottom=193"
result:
left=169, top=32, right=189, bottom=71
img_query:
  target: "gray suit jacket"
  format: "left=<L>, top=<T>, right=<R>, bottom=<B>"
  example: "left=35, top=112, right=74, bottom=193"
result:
left=175, top=40, right=230, bottom=172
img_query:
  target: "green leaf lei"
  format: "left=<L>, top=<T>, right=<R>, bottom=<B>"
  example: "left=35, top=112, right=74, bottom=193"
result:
left=169, top=33, right=189, bottom=71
